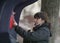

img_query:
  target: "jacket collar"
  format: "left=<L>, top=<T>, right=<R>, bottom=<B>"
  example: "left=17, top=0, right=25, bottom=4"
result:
left=33, top=22, right=50, bottom=31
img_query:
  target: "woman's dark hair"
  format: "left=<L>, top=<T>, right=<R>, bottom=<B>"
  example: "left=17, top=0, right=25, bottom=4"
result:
left=34, top=11, right=51, bottom=28
left=34, top=11, right=49, bottom=23
left=34, top=12, right=52, bottom=37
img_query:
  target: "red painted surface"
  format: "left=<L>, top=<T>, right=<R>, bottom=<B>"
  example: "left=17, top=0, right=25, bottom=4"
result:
left=9, top=15, right=14, bottom=29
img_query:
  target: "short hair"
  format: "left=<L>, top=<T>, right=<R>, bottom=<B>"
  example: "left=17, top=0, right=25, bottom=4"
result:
left=34, top=12, right=52, bottom=37
left=34, top=11, right=49, bottom=22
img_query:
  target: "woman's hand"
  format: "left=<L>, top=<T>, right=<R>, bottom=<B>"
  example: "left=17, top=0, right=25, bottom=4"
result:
left=13, top=19, right=18, bottom=26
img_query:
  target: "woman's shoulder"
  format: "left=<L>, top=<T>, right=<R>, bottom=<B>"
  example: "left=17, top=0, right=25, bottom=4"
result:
left=39, top=26, right=50, bottom=32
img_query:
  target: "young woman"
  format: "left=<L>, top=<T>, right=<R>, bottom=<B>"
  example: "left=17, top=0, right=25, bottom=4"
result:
left=13, top=12, right=51, bottom=43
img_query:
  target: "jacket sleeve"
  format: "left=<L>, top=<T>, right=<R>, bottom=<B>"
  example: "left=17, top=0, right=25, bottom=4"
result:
left=14, top=25, right=50, bottom=41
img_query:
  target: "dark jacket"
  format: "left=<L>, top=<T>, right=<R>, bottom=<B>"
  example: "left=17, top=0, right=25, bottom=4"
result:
left=14, top=23, right=51, bottom=43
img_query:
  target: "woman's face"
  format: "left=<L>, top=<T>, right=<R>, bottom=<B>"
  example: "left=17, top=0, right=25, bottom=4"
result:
left=34, top=18, right=45, bottom=26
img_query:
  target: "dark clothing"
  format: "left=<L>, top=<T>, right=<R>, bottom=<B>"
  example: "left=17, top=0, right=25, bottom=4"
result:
left=14, top=23, right=50, bottom=43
